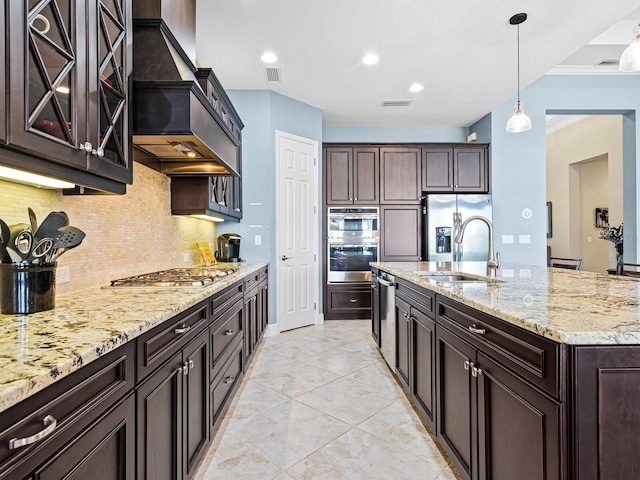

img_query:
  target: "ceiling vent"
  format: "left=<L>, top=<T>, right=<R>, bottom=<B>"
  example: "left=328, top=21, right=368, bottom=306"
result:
left=265, top=66, right=281, bottom=83
left=381, top=100, right=413, bottom=107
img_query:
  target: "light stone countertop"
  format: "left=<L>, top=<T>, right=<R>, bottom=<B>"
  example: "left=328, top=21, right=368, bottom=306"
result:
left=0, top=262, right=268, bottom=414
left=371, top=261, right=640, bottom=346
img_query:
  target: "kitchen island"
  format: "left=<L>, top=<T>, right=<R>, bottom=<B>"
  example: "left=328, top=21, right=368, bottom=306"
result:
left=0, top=261, right=268, bottom=480
left=371, top=261, right=640, bottom=480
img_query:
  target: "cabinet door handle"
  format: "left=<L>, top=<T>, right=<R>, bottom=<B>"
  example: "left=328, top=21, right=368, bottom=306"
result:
left=225, top=330, right=235, bottom=336
left=174, top=325, right=191, bottom=334
left=9, top=415, right=57, bottom=450
left=189, top=359, right=195, bottom=369
left=79, top=142, right=92, bottom=152
left=468, top=324, right=486, bottom=335
left=182, top=361, right=190, bottom=376
left=92, top=147, right=105, bottom=157
left=224, top=376, right=235, bottom=384
left=471, top=366, right=483, bottom=378
left=463, top=360, right=474, bottom=371
left=349, top=298, right=358, bottom=303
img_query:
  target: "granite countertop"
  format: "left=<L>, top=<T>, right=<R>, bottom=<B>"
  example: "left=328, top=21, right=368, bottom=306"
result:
left=371, top=261, right=640, bottom=346
left=0, top=262, right=268, bottom=414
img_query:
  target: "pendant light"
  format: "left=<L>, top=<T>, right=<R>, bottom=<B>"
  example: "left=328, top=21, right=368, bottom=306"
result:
left=506, top=13, right=531, bottom=133
left=619, top=23, right=640, bottom=72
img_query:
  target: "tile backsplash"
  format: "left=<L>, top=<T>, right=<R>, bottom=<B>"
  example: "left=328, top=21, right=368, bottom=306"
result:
left=0, top=163, right=217, bottom=294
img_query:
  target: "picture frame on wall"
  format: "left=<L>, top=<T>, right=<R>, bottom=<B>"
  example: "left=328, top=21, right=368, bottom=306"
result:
left=546, top=202, right=552, bottom=238
left=595, top=207, right=609, bottom=228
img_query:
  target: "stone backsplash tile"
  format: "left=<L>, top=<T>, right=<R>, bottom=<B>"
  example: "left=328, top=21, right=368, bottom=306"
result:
left=0, top=164, right=217, bottom=294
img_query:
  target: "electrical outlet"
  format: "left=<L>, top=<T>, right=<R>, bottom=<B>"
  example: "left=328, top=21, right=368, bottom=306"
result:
left=518, top=235, right=531, bottom=244
left=57, top=266, right=71, bottom=284
left=183, top=253, right=190, bottom=263
left=255, top=235, right=262, bottom=246
left=502, top=235, right=514, bottom=244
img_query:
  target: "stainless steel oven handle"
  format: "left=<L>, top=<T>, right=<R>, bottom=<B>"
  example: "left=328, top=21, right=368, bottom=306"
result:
left=378, top=278, right=394, bottom=287
left=328, top=244, right=379, bottom=248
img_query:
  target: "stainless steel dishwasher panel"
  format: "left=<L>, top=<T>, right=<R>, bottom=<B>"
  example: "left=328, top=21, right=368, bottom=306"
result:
left=378, top=272, right=395, bottom=369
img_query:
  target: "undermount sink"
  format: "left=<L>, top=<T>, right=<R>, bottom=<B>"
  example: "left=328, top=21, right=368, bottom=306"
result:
left=413, top=272, right=506, bottom=284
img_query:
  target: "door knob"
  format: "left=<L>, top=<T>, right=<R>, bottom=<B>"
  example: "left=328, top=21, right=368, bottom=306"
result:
left=281, top=255, right=293, bottom=261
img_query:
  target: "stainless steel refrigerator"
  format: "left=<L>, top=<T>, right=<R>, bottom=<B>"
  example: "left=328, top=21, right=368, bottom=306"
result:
left=422, top=194, right=493, bottom=262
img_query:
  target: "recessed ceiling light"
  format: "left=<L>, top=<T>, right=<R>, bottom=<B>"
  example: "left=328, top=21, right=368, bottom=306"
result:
left=260, top=52, right=278, bottom=63
left=409, top=83, right=424, bottom=92
left=362, top=54, right=379, bottom=65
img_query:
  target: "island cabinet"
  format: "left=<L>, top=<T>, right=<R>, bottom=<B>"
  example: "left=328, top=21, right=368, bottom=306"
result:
left=4, top=0, right=133, bottom=192
left=422, top=146, right=488, bottom=194
left=435, top=296, right=566, bottom=480
left=570, top=346, right=640, bottom=479
left=394, top=278, right=437, bottom=431
left=324, top=147, right=379, bottom=205
left=136, top=302, right=210, bottom=480
left=0, top=342, right=136, bottom=480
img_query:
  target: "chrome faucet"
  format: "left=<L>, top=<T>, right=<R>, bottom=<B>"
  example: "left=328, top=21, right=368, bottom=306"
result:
left=454, top=215, right=501, bottom=275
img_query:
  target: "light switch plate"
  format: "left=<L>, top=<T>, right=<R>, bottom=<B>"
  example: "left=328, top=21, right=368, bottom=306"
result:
left=519, top=235, right=531, bottom=244
left=255, top=235, right=262, bottom=246
left=502, top=235, right=514, bottom=244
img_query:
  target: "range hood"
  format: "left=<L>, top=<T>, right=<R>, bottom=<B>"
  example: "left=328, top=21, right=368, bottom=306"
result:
left=132, top=15, right=242, bottom=177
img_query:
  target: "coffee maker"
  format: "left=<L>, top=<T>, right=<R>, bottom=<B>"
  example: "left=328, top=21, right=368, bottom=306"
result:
left=216, top=233, right=242, bottom=262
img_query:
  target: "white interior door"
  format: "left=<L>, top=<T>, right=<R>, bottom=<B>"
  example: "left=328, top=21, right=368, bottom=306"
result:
left=276, top=131, right=318, bottom=332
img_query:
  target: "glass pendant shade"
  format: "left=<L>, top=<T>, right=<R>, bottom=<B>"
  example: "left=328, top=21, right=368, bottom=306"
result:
left=619, top=24, right=640, bottom=72
left=506, top=101, right=532, bottom=133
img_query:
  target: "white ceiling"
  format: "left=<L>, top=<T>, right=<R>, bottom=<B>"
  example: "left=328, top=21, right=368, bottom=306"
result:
left=195, top=1, right=640, bottom=128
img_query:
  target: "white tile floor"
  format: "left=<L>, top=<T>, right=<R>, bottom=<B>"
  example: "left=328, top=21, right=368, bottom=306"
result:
left=194, top=320, right=460, bottom=480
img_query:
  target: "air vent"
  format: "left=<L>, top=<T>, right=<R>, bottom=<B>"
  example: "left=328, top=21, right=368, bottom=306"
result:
left=381, top=100, right=413, bottom=107
left=265, top=66, right=281, bottom=84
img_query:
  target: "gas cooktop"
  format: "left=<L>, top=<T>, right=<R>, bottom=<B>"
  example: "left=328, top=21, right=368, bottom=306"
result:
left=106, top=266, right=239, bottom=289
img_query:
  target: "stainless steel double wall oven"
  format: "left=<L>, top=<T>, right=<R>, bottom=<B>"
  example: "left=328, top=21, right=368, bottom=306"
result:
left=327, top=207, right=379, bottom=283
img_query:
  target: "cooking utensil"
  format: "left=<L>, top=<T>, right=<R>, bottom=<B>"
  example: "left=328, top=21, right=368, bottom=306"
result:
left=27, top=238, right=54, bottom=264
left=8, top=223, right=31, bottom=263
left=47, top=226, right=86, bottom=262
left=34, top=211, right=68, bottom=245
left=14, top=230, right=33, bottom=262
left=28, top=208, right=38, bottom=235
left=0, top=219, right=11, bottom=263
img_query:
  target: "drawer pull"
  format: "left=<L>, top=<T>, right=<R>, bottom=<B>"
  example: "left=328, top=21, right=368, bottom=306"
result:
left=468, top=324, right=486, bottom=335
left=224, top=330, right=235, bottom=336
left=463, top=360, right=474, bottom=371
left=349, top=298, right=358, bottom=303
left=174, top=325, right=191, bottom=334
left=247, top=279, right=255, bottom=284
left=9, top=415, right=57, bottom=450
left=224, top=376, right=235, bottom=384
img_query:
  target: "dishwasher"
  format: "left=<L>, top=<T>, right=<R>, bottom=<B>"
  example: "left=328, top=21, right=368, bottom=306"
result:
left=378, top=271, right=396, bottom=369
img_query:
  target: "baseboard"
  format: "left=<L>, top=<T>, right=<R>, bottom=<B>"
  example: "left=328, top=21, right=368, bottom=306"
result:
left=264, top=323, right=279, bottom=337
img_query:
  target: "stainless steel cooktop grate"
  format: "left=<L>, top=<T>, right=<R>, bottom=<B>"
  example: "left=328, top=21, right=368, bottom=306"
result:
left=107, top=267, right=239, bottom=289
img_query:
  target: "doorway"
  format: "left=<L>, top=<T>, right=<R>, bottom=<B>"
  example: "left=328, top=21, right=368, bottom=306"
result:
left=275, top=131, right=319, bottom=332
left=546, top=114, right=624, bottom=272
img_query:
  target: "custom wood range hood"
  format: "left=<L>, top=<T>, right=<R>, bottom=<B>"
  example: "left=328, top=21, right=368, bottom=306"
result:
left=131, top=0, right=242, bottom=177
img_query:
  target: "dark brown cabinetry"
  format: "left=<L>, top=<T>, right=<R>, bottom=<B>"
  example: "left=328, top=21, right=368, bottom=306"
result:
left=394, top=279, right=436, bottom=431
left=0, top=342, right=135, bottom=480
left=435, top=296, right=565, bottom=480
left=422, top=147, right=488, bottom=193
left=571, top=346, right=640, bottom=480
left=380, top=205, right=422, bottom=261
left=324, top=284, right=373, bottom=320
left=136, top=327, right=209, bottom=480
left=4, top=0, right=133, bottom=192
left=171, top=176, right=242, bottom=223
left=380, top=147, right=422, bottom=204
left=0, top=5, right=5, bottom=145
left=324, top=147, right=379, bottom=205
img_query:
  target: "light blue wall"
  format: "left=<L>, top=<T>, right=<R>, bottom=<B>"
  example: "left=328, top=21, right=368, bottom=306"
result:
left=323, top=126, right=468, bottom=143
left=477, top=75, right=640, bottom=265
left=222, top=90, right=323, bottom=324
